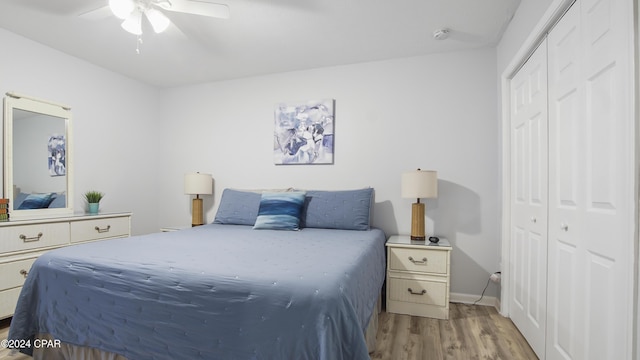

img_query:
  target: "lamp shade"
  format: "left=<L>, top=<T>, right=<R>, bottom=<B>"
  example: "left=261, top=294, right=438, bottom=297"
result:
left=184, top=173, right=213, bottom=195
left=401, top=169, right=438, bottom=199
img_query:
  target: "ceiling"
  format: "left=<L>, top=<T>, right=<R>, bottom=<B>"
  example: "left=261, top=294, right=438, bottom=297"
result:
left=0, top=0, right=521, bottom=88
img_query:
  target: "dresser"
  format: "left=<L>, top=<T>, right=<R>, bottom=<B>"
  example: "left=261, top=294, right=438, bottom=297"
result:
left=386, top=235, right=452, bottom=319
left=0, top=212, right=132, bottom=319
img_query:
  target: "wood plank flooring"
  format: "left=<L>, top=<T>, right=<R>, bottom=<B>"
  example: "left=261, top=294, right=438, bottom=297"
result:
left=0, top=303, right=537, bottom=360
left=0, top=317, right=30, bottom=360
left=370, top=303, right=538, bottom=360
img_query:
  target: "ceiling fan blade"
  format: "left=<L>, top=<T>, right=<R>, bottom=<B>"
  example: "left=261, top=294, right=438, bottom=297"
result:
left=159, top=0, right=230, bottom=19
left=78, top=5, right=114, bottom=20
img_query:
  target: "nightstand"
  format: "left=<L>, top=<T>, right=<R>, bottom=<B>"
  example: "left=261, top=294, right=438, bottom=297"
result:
left=385, top=235, right=452, bottom=319
left=160, top=225, right=191, bottom=232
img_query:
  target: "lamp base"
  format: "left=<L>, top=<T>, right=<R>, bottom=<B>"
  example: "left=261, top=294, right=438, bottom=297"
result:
left=410, top=202, right=426, bottom=240
left=192, top=198, right=204, bottom=227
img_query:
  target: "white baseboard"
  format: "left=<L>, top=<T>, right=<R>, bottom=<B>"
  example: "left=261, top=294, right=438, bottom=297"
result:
left=450, top=292, right=501, bottom=311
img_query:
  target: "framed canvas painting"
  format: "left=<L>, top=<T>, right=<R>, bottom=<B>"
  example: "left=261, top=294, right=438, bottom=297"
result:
left=273, top=99, right=334, bottom=165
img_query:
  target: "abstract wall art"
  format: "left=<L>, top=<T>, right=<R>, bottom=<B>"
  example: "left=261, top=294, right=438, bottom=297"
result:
left=48, top=134, right=66, bottom=176
left=273, top=99, right=334, bottom=165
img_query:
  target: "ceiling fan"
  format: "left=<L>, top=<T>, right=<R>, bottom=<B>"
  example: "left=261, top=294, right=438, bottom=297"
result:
left=106, top=0, right=229, bottom=35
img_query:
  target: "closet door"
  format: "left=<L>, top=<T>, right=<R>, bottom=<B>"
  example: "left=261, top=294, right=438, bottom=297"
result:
left=546, top=0, right=633, bottom=358
left=508, top=39, right=548, bottom=359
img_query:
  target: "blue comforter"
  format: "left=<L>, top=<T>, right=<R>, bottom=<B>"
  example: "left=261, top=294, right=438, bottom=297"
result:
left=9, top=224, right=386, bottom=360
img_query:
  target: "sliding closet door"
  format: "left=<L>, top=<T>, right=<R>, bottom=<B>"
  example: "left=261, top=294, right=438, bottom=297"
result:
left=546, top=0, right=633, bottom=358
left=508, top=39, right=548, bottom=359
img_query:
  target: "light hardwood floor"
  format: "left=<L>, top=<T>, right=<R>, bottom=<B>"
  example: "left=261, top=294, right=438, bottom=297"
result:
left=0, top=317, right=29, bottom=360
left=370, top=303, right=538, bottom=360
left=1, top=303, right=537, bottom=360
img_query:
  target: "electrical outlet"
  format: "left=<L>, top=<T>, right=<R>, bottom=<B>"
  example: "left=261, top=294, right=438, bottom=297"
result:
left=490, top=272, right=501, bottom=283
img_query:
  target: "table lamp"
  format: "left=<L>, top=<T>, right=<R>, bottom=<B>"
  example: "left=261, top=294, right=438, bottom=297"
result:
left=184, top=172, right=212, bottom=227
left=401, top=169, right=438, bottom=240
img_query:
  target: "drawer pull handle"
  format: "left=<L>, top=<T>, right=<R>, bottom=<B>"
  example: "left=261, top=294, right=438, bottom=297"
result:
left=407, top=288, right=426, bottom=296
left=20, top=232, right=43, bottom=242
left=408, top=256, right=428, bottom=265
left=95, top=225, right=111, bottom=233
left=19, top=269, right=28, bottom=278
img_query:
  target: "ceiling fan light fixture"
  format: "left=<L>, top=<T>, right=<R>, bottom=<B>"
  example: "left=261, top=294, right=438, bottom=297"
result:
left=156, top=0, right=172, bottom=10
left=121, top=9, right=143, bottom=35
left=109, top=0, right=135, bottom=19
left=145, top=8, right=171, bottom=33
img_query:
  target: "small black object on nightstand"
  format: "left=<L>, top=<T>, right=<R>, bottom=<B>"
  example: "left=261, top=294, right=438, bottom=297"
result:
left=428, top=236, right=440, bottom=244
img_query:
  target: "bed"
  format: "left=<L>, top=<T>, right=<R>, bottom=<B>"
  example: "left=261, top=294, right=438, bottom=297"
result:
left=8, top=188, right=386, bottom=360
left=13, top=190, right=66, bottom=209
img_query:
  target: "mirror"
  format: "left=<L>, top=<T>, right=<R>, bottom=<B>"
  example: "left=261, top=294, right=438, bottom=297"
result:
left=4, top=93, right=73, bottom=219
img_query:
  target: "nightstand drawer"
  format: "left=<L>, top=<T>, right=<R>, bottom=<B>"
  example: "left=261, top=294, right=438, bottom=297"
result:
left=70, top=216, right=130, bottom=243
left=389, top=277, right=447, bottom=306
left=389, top=247, right=447, bottom=274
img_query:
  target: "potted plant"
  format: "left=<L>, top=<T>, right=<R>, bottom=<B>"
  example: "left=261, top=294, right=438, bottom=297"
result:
left=83, top=191, right=104, bottom=215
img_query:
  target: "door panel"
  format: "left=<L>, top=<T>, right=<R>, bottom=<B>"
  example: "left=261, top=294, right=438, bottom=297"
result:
left=547, top=5, right=583, bottom=359
left=553, top=240, right=576, bottom=358
left=555, top=89, right=579, bottom=209
left=546, top=0, right=632, bottom=358
left=509, top=39, right=548, bottom=359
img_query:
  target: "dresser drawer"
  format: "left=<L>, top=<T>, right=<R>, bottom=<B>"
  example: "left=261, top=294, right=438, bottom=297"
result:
left=388, top=277, right=447, bottom=307
left=70, top=216, right=130, bottom=243
left=0, top=256, right=38, bottom=291
left=0, top=287, right=22, bottom=319
left=388, top=247, right=448, bottom=274
left=0, top=223, right=70, bottom=254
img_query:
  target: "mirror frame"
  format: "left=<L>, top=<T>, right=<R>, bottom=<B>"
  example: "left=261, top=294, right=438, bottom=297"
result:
left=4, top=92, right=74, bottom=220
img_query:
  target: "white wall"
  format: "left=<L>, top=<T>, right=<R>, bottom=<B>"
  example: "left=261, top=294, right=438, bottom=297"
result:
left=497, top=0, right=554, bottom=74
left=0, top=29, right=161, bottom=235
left=0, top=27, right=503, bottom=299
left=157, top=48, right=501, bottom=298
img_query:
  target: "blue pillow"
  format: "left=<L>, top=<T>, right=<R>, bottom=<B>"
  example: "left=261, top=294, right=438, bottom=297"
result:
left=213, top=189, right=262, bottom=225
left=253, top=191, right=306, bottom=230
left=17, top=193, right=56, bottom=210
left=300, top=188, right=373, bottom=230
left=14, top=192, right=29, bottom=209
left=49, top=193, right=66, bottom=208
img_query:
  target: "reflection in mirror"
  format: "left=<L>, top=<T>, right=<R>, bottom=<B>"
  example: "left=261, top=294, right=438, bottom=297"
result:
left=4, top=93, right=73, bottom=219
left=13, top=109, right=66, bottom=210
